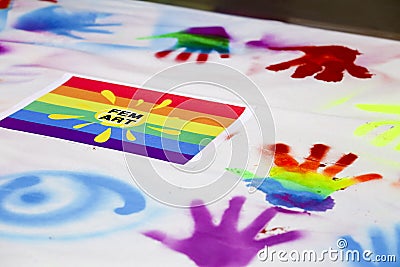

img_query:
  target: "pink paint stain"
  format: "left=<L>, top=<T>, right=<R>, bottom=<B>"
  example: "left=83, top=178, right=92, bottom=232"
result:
left=266, top=45, right=373, bottom=82
left=144, top=196, right=302, bottom=267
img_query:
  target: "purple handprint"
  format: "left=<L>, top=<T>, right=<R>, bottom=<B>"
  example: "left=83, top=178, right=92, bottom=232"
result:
left=144, top=196, right=302, bottom=267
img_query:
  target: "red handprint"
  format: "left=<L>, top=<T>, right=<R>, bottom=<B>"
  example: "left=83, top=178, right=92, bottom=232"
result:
left=266, top=45, right=373, bottom=82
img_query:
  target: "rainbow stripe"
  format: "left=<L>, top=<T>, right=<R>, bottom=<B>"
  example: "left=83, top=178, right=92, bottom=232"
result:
left=0, top=76, right=245, bottom=164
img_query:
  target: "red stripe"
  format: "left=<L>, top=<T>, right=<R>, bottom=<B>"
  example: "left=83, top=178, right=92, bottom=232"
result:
left=63, top=76, right=245, bottom=119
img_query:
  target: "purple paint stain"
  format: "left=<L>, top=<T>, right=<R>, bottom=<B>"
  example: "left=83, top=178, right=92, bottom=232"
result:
left=185, top=26, right=231, bottom=39
left=0, top=43, right=9, bottom=54
left=144, top=196, right=302, bottom=267
left=246, top=35, right=284, bottom=49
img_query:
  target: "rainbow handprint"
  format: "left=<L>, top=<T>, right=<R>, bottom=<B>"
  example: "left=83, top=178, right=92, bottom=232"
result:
left=228, top=143, right=382, bottom=212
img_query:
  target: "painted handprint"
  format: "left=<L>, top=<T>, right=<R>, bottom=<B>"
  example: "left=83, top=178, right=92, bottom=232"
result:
left=355, top=103, right=400, bottom=151
left=139, top=26, right=231, bottom=62
left=340, top=225, right=399, bottom=266
left=247, top=40, right=372, bottom=82
left=144, top=196, right=302, bottom=267
left=228, top=143, right=382, bottom=212
left=13, top=6, right=120, bottom=39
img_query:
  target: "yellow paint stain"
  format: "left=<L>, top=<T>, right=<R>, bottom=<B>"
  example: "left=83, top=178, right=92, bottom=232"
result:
left=73, top=122, right=94, bottom=129
left=152, top=99, right=172, bottom=110
left=94, top=128, right=111, bottom=143
left=323, top=94, right=355, bottom=109
left=136, top=99, right=144, bottom=106
left=356, top=104, right=400, bottom=115
left=101, top=90, right=116, bottom=104
left=148, top=126, right=180, bottom=135
left=354, top=120, right=400, bottom=136
left=126, top=130, right=136, bottom=141
left=396, top=143, right=400, bottom=151
left=49, top=114, right=83, bottom=120
left=371, top=126, right=400, bottom=147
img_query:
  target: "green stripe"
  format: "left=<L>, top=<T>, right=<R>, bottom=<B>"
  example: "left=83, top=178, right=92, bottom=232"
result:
left=24, top=101, right=215, bottom=146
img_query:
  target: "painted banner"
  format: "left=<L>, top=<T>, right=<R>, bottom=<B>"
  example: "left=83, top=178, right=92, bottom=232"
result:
left=0, top=75, right=246, bottom=164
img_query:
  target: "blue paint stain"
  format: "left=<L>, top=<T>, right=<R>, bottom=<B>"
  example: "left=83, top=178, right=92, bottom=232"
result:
left=0, top=171, right=145, bottom=226
left=13, top=6, right=121, bottom=39
left=20, top=191, right=47, bottom=204
left=247, top=179, right=335, bottom=211
left=0, top=9, right=8, bottom=32
left=340, top=225, right=400, bottom=266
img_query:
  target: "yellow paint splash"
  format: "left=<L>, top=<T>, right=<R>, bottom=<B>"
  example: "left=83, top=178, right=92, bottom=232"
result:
left=152, top=99, right=172, bottom=110
left=101, top=90, right=116, bottom=104
left=148, top=126, right=180, bottom=135
left=323, top=93, right=356, bottom=109
left=49, top=114, right=83, bottom=120
left=73, top=122, right=94, bottom=129
left=136, top=99, right=144, bottom=106
left=94, top=128, right=111, bottom=143
left=126, top=130, right=136, bottom=141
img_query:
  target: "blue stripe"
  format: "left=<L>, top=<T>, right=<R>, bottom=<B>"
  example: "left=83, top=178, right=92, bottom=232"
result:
left=9, top=109, right=203, bottom=156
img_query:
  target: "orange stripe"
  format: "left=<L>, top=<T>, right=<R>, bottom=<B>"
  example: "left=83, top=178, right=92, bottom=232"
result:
left=52, top=86, right=236, bottom=128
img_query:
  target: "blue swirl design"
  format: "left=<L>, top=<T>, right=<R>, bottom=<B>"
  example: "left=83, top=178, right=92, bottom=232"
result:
left=0, top=171, right=147, bottom=239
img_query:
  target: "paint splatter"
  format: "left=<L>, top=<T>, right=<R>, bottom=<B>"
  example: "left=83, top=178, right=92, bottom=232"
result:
left=355, top=103, right=400, bottom=151
left=139, top=26, right=231, bottom=63
left=340, top=225, right=400, bottom=266
left=13, top=6, right=120, bottom=39
left=0, top=171, right=146, bottom=239
left=144, top=196, right=302, bottom=267
left=247, top=44, right=372, bottom=82
left=227, top=143, right=382, bottom=212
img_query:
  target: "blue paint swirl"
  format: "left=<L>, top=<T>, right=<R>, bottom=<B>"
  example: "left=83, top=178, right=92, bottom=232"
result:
left=13, top=6, right=120, bottom=39
left=0, top=171, right=145, bottom=227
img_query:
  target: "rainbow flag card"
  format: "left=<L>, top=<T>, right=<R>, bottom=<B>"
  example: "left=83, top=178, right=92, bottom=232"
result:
left=0, top=75, right=246, bottom=164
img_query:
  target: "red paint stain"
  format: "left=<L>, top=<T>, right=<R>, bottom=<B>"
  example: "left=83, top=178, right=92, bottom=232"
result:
left=392, top=179, right=400, bottom=188
left=225, top=132, right=238, bottom=140
left=155, top=50, right=173, bottom=59
left=39, top=0, right=58, bottom=3
left=0, top=0, right=12, bottom=9
left=266, top=45, right=373, bottom=82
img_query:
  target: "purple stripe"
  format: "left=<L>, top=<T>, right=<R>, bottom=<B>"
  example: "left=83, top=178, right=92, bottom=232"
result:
left=0, top=118, right=192, bottom=164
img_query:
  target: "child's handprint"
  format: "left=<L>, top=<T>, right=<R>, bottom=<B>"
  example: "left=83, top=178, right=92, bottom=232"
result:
left=228, top=143, right=382, bottom=212
left=340, top=225, right=400, bottom=266
left=355, top=103, right=400, bottom=151
left=144, top=196, right=302, bottom=267
left=247, top=43, right=372, bottom=82
left=139, top=26, right=231, bottom=63
left=13, top=6, right=120, bottom=39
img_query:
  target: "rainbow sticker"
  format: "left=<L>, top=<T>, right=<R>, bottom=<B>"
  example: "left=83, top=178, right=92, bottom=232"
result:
left=0, top=75, right=245, bottom=164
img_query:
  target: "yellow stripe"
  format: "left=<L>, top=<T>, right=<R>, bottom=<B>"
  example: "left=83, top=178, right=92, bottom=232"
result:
left=38, top=93, right=225, bottom=136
